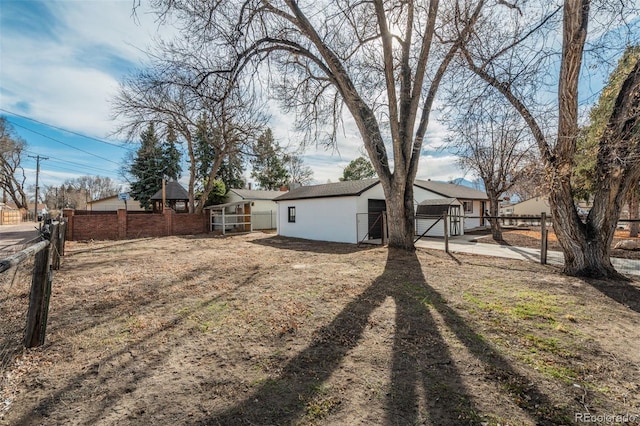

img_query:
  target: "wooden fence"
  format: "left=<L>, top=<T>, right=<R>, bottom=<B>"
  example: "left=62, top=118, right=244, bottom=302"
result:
left=0, top=220, right=66, bottom=353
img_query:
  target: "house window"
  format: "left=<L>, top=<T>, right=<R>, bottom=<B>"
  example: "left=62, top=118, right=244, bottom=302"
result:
left=288, top=206, right=296, bottom=223
left=463, top=201, right=473, bottom=213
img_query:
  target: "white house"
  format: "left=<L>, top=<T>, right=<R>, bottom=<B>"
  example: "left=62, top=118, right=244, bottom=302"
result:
left=225, top=189, right=285, bottom=230
left=274, top=179, right=488, bottom=244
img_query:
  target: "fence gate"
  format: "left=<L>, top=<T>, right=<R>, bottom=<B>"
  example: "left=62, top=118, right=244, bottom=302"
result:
left=367, top=199, right=387, bottom=240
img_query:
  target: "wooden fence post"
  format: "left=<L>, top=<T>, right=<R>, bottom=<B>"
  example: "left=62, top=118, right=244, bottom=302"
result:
left=382, top=211, right=387, bottom=246
left=443, top=212, right=449, bottom=254
left=50, top=222, right=60, bottom=271
left=540, top=212, right=548, bottom=264
left=24, top=227, right=55, bottom=348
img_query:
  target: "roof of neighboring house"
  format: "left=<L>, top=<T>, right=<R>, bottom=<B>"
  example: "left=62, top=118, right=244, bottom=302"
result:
left=87, top=194, right=119, bottom=204
left=228, top=189, right=285, bottom=201
left=150, top=182, right=189, bottom=200
left=414, top=179, right=488, bottom=200
left=416, top=198, right=461, bottom=216
left=273, top=179, right=379, bottom=201
left=418, top=197, right=460, bottom=206
left=204, top=200, right=252, bottom=210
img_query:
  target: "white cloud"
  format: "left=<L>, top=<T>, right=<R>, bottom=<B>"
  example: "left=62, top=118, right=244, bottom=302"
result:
left=1, top=1, right=173, bottom=138
left=2, top=1, right=468, bottom=190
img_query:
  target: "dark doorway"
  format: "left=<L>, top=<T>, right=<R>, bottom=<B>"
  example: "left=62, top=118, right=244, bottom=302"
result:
left=368, top=199, right=387, bottom=240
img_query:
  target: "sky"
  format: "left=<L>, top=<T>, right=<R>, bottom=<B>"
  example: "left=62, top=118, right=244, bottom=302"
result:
left=0, top=0, right=469, bottom=198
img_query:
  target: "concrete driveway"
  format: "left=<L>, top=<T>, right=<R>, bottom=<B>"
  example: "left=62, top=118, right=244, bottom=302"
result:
left=415, top=235, right=640, bottom=277
left=0, top=222, right=42, bottom=256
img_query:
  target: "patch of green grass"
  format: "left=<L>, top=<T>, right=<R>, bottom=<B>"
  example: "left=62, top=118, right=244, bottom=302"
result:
left=462, top=290, right=562, bottom=327
left=304, top=384, right=341, bottom=420
left=523, top=334, right=560, bottom=353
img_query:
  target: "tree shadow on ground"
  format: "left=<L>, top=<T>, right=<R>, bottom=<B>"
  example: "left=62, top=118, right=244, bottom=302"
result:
left=200, top=249, right=570, bottom=425
left=582, top=276, right=640, bottom=314
left=250, top=235, right=378, bottom=255
left=8, top=266, right=262, bottom=425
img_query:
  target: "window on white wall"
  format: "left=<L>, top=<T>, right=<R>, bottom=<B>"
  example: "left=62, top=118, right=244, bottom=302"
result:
left=288, top=206, right=296, bottom=223
left=463, top=201, right=473, bottom=213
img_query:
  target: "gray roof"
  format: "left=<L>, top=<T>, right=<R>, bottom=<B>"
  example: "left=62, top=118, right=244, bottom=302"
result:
left=229, top=189, right=285, bottom=201
left=415, top=179, right=487, bottom=200
left=418, top=197, right=460, bottom=206
left=273, top=178, right=487, bottom=202
left=150, top=181, right=189, bottom=200
left=204, top=200, right=251, bottom=210
left=273, top=179, right=379, bottom=201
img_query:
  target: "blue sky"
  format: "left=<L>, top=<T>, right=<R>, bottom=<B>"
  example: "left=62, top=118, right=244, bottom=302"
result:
left=0, top=0, right=466, bottom=196
left=1, top=1, right=634, bottom=198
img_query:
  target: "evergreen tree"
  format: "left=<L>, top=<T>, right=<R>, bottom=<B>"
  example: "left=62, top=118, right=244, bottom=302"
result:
left=162, top=124, right=182, bottom=181
left=573, top=46, right=640, bottom=200
left=217, top=154, right=245, bottom=190
left=129, top=123, right=164, bottom=210
left=250, top=128, right=290, bottom=190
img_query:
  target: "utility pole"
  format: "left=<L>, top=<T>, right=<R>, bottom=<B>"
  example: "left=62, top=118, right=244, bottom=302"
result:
left=28, top=155, right=48, bottom=222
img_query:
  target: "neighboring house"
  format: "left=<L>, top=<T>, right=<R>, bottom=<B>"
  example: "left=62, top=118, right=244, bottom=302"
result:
left=88, top=195, right=146, bottom=212
left=414, top=179, right=488, bottom=230
left=273, top=179, right=488, bottom=244
left=510, top=196, right=551, bottom=216
left=225, top=189, right=285, bottom=230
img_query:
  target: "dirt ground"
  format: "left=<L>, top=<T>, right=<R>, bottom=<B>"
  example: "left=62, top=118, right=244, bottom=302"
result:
left=1, top=232, right=640, bottom=425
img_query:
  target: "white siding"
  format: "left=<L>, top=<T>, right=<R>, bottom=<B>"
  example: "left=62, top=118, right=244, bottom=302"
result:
left=460, top=200, right=485, bottom=229
left=276, top=182, right=489, bottom=244
left=278, top=197, right=359, bottom=244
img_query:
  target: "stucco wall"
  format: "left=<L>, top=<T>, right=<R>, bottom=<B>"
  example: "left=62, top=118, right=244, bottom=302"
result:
left=278, top=197, right=359, bottom=244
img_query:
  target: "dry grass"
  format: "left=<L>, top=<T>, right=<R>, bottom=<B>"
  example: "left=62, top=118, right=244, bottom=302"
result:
left=1, top=232, right=639, bottom=425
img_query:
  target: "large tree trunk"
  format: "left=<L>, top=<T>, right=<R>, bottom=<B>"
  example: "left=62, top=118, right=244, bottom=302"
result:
left=486, top=191, right=503, bottom=242
left=379, top=176, right=416, bottom=251
left=550, top=184, right=620, bottom=278
left=550, top=58, right=640, bottom=279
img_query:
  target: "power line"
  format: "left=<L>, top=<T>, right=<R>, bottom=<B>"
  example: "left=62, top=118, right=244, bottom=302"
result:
left=0, top=108, right=136, bottom=152
left=23, top=149, right=122, bottom=176
left=10, top=121, right=122, bottom=166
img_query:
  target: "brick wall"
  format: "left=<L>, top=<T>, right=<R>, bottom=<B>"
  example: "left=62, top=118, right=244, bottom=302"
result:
left=127, top=213, right=167, bottom=238
left=173, top=212, right=208, bottom=235
left=63, top=209, right=209, bottom=241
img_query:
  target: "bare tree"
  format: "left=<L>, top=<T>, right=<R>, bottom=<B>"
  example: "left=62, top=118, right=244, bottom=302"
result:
left=112, top=38, right=267, bottom=212
left=285, top=153, right=314, bottom=186
left=504, top=160, right=546, bottom=202
left=0, top=117, right=28, bottom=209
left=143, top=0, right=502, bottom=249
left=443, top=100, right=534, bottom=241
left=459, top=0, right=640, bottom=278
